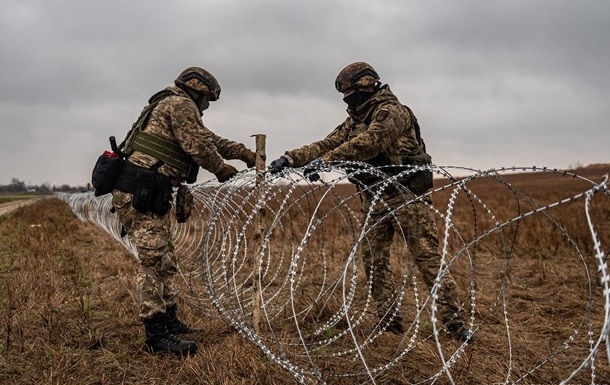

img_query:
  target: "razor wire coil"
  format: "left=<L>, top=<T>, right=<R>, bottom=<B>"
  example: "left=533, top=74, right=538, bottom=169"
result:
left=59, top=162, right=610, bottom=385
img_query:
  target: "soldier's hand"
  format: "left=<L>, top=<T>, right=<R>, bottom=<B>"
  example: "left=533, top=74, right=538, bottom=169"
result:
left=303, top=158, right=324, bottom=182
left=240, top=148, right=256, bottom=168
left=215, top=163, right=239, bottom=182
left=268, top=156, right=289, bottom=174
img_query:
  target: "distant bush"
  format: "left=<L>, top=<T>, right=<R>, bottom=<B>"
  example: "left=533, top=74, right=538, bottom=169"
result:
left=0, top=177, right=89, bottom=194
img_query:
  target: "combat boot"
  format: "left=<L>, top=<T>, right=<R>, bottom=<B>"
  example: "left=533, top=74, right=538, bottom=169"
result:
left=143, top=313, right=198, bottom=356
left=386, top=319, right=405, bottom=335
left=166, top=304, right=202, bottom=335
left=447, top=322, right=473, bottom=343
left=381, top=313, right=405, bottom=335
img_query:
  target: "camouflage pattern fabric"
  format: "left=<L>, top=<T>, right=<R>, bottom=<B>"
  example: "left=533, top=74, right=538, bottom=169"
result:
left=175, top=184, right=193, bottom=223
left=111, top=190, right=177, bottom=319
left=361, top=189, right=461, bottom=323
left=284, top=86, right=420, bottom=168
left=284, top=85, right=463, bottom=324
left=127, top=86, right=251, bottom=184
left=111, top=84, right=254, bottom=320
left=112, top=87, right=252, bottom=318
left=335, top=62, right=379, bottom=92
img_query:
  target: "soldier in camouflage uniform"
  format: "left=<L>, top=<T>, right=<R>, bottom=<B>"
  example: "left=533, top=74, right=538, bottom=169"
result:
left=112, top=66, right=256, bottom=355
left=269, top=62, right=472, bottom=342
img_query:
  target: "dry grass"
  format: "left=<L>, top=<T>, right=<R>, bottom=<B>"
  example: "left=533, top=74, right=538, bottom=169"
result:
left=0, top=199, right=291, bottom=384
left=1, top=164, right=609, bottom=384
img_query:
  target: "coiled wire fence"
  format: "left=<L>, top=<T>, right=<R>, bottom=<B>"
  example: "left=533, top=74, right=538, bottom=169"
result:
left=59, top=162, right=610, bottom=384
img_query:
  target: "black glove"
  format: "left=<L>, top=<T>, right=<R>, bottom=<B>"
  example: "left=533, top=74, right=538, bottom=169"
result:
left=303, top=158, right=324, bottom=182
left=269, top=156, right=289, bottom=174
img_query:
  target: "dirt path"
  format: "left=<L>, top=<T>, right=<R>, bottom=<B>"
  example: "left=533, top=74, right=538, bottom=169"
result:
left=0, top=198, right=42, bottom=217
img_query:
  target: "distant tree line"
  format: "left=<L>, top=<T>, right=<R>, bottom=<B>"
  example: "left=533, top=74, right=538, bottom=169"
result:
left=0, top=177, right=90, bottom=194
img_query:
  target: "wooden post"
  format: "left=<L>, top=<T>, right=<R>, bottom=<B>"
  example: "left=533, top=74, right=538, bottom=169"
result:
left=251, top=134, right=266, bottom=333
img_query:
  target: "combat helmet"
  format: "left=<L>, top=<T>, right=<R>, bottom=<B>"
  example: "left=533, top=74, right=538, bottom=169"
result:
left=335, top=62, right=380, bottom=93
left=174, top=67, right=221, bottom=101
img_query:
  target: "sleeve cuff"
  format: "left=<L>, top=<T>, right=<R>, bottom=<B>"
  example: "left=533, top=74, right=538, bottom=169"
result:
left=283, top=153, right=295, bottom=167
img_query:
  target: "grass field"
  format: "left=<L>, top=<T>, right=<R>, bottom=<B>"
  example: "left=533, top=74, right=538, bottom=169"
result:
left=1, top=165, right=609, bottom=384
left=0, top=194, right=43, bottom=203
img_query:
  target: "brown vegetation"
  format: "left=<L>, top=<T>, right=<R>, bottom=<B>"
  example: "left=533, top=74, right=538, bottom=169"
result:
left=1, top=165, right=609, bottom=384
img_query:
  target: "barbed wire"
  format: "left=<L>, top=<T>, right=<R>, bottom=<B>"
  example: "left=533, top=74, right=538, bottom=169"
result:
left=58, top=163, right=610, bottom=384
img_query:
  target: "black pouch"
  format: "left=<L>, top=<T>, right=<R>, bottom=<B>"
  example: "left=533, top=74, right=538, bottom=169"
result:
left=132, top=168, right=157, bottom=214
left=403, top=152, right=433, bottom=195
left=346, top=153, right=388, bottom=186
left=91, top=152, right=124, bottom=196
left=151, top=174, right=173, bottom=216
left=185, top=160, right=200, bottom=184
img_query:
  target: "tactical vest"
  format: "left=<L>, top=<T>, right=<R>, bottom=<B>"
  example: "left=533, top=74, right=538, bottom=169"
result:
left=349, top=104, right=433, bottom=194
left=119, top=90, right=199, bottom=183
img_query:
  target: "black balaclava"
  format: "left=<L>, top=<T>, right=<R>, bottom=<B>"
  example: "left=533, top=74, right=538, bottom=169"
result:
left=343, top=89, right=375, bottom=110
left=193, top=95, right=210, bottom=113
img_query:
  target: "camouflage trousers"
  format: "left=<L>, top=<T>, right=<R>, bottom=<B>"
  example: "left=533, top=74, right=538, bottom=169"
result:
left=111, top=190, right=178, bottom=319
left=360, top=189, right=462, bottom=324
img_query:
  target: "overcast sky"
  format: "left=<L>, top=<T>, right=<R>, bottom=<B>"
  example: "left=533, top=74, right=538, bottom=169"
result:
left=1, top=0, right=608, bottom=186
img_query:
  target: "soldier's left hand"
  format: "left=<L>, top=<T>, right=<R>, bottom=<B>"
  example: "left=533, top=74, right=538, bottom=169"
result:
left=240, top=148, right=256, bottom=168
left=303, top=158, right=325, bottom=182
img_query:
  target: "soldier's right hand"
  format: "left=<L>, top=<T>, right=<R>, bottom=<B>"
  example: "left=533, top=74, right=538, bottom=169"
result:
left=240, top=148, right=256, bottom=168
left=215, top=163, right=239, bottom=182
left=268, top=156, right=289, bottom=174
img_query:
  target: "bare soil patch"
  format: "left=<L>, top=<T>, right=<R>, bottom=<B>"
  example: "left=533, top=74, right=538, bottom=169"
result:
left=0, top=198, right=43, bottom=217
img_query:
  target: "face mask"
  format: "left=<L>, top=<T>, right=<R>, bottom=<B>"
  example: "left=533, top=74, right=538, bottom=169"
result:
left=197, top=98, right=210, bottom=112
left=183, top=87, right=210, bottom=114
left=343, top=90, right=374, bottom=109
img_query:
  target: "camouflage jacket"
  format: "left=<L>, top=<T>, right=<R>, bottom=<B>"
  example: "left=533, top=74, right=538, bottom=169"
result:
left=284, top=85, right=423, bottom=169
left=127, top=86, right=248, bottom=182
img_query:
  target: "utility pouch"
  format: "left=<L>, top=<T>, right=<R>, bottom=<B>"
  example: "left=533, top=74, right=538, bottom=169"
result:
left=403, top=152, right=433, bottom=195
left=185, top=161, right=199, bottom=184
left=132, top=168, right=157, bottom=214
left=152, top=174, right=173, bottom=216
left=346, top=153, right=389, bottom=186
left=91, top=151, right=124, bottom=196
left=132, top=168, right=173, bottom=216
left=175, top=184, right=193, bottom=223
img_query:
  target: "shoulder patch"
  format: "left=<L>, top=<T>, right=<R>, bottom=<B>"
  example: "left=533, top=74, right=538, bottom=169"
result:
left=375, top=109, right=389, bottom=122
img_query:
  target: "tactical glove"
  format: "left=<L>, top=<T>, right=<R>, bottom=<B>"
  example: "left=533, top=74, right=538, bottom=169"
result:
left=215, top=163, right=239, bottom=182
left=305, top=171, right=320, bottom=182
left=303, top=157, right=324, bottom=182
left=240, top=148, right=256, bottom=168
left=268, top=156, right=289, bottom=174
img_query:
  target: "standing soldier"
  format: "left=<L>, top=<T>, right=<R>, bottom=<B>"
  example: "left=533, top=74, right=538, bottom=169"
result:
left=269, top=62, right=472, bottom=342
left=111, top=66, right=256, bottom=355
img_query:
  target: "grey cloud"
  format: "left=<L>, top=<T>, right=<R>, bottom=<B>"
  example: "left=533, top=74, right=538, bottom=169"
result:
left=0, top=0, right=608, bottom=186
